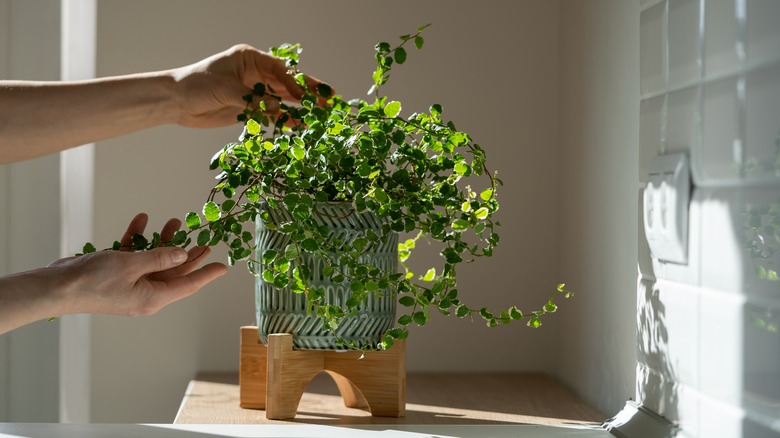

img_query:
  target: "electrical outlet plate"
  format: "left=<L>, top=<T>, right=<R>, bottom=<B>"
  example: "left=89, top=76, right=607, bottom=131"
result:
left=643, top=153, right=690, bottom=264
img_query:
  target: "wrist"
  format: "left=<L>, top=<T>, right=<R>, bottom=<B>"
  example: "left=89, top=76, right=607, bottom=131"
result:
left=131, top=71, right=180, bottom=127
left=0, top=266, right=77, bottom=333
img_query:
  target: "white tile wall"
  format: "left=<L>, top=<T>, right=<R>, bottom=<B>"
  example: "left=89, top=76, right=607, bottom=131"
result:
left=666, top=85, right=699, bottom=156
left=703, top=0, right=740, bottom=80
left=640, top=95, right=666, bottom=180
left=699, top=288, right=745, bottom=404
left=744, top=63, right=780, bottom=184
left=641, top=2, right=667, bottom=97
left=700, top=75, right=741, bottom=185
left=745, top=0, right=780, bottom=69
left=639, top=0, right=780, bottom=436
left=668, top=0, right=701, bottom=90
left=699, top=188, right=748, bottom=294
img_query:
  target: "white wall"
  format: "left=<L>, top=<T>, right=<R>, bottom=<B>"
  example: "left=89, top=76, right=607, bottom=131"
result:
left=91, top=0, right=563, bottom=422
left=556, top=1, right=640, bottom=416
left=637, top=0, right=780, bottom=436
left=0, top=0, right=63, bottom=422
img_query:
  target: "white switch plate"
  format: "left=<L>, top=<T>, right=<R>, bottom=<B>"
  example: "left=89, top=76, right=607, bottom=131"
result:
left=643, top=153, right=690, bottom=264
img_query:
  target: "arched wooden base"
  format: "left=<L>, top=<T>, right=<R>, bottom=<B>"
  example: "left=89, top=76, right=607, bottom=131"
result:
left=239, top=326, right=406, bottom=420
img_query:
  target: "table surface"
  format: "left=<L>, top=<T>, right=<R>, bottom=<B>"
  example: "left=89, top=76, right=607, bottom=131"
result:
left=0, top=423, right=612, bottom=438
left=174, top=371, right=607, bottom=426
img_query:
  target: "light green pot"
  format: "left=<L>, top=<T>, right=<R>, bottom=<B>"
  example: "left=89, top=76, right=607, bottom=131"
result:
left=255, top=203, right=398, bottom=350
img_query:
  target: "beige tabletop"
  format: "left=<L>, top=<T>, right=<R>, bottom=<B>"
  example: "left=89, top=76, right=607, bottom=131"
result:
left=175, top=371, right=607, bottom=426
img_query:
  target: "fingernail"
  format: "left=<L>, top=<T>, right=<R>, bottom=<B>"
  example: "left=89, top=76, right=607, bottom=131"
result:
left=171, top=248, right=188, bottom=264
left=263, top=97, right=280, bottom=113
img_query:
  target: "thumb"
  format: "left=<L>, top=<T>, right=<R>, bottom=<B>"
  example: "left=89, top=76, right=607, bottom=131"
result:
left=134, top=247, right=189, bottom=275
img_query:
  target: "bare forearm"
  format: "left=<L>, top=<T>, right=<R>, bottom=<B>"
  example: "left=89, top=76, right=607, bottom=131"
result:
left=0, top=72, right=178, bottom=163
left=0, top=267, right=73, bottom=335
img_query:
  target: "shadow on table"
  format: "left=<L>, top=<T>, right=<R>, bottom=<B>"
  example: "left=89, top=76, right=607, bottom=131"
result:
left=195, top=371, right=605, bottom=426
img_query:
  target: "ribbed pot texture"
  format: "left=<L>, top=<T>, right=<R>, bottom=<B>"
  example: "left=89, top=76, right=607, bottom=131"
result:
left=255, top=202, right=398, bottom=350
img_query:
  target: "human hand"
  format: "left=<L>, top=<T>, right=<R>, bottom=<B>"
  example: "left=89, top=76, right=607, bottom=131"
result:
left=49, top=213, right=227, bottom=317
left=170, top=44, right=330, bottom=128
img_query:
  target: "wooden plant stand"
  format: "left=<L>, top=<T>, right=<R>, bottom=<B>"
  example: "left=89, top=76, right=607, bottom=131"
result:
left=238, top=326, right=406, bottom=420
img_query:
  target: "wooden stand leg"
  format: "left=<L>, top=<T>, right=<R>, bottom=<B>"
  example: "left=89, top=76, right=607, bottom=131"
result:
left=266, top=334, right=323, bottom=420
left=327, top=371, right=369, bottom=409
left=239, top=326, right=266, bottom=409
left=325, top=340, right=406, bottom=417
left=238, top=326, right=406, bottom=419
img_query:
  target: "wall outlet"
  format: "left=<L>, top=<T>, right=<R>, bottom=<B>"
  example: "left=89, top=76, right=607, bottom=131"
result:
left=643, top=153, right=691, bottom=264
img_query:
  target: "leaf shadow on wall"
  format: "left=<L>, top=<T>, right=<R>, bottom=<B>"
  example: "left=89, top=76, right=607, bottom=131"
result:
left=636, top=188, right=679, bottom=423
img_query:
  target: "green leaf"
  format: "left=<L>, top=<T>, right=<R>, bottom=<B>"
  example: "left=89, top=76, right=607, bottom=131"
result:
left=82, top=242, right=97, bottom=254
left=442, top=247, right=462, bottom=264
left=372, top=67, right=384, bottom=85
left=394, top=47, right=407, bottom=64
left=203, top=201, right=221, bottom=222
left=221, top=199, right=236, bottom=212
left=284, top=244, right=299, bottom=260
left=246, top=119, right=261, bottom=135
left=196, top=229, right=210, bottom=246
left=544, top=301, right=558, bottom=313
left=352, top=237, right=369, bottom=252
left=528, top=317, right=542, bottom=328
left=185, top=212, right=201, bottom=230
left=262, top=249, right=278, bottom=265
left=422, top=267, right=436, bottom=282
left=375, top=42, right=391, bottom=53
left=399, top=296, right=415, bottom=307
left=412, top=311, right=427, bottom=326
left=480, top=189, right=494, bottom=201
left=350, top=280, right=365, bottom=292
left=456, top=305, right=470, bottom=318
left=292, top=143, right=306, bottom=161
left=414, top=35, right=424, bottom=49
left=301, top=238, right=318, bottom=252
left=172, top=230, right=187, bottom=246
left=273, top=273, right=289, bottom=288
left=369, top=187, right=389, bottom=203
left=398, top=314, right=412, bottom=326
left=316, top=82, right=333, bottom=98
left=131, top=233, right=148, bottom=250
left=454, top=162, right=468, bottom=175
left=451, top=219, right=469, bottom=232
left=384, top=101, right=402, bottom=118
left=474, top=207, right=489, bottom=220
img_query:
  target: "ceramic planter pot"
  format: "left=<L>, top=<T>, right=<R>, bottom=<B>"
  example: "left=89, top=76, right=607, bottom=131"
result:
left=255, top=202, right=398, bottom=350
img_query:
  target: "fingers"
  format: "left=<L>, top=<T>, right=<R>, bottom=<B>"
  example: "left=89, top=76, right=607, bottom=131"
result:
left=120, top=213, right=149, bottom=250
left=158, top=262, right=228, bottom=303
left=120, top=213, right=185, bottom=252
left=160, top=217, right=182, bottom=243
left=260, top=95, right=280, bottom=113
left=149, top=246, right=212, bottom=282
left=131, top=247, right=189, bottom=276
left=239, top=45, right=330, bottom=104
